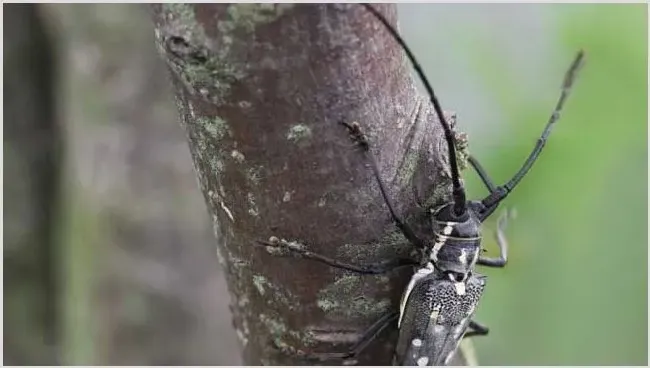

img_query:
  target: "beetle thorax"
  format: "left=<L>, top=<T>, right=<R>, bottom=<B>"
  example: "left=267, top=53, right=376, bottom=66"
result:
left=428, top=203, right=483, bottom=275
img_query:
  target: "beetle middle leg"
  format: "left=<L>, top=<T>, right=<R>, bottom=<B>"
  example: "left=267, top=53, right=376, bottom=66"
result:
left=477, top=208, right=513, bottom=268
left=255, top=237, right=417, bottom=275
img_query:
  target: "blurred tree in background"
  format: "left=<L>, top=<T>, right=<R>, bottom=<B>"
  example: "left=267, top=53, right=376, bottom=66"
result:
left=3, top=3, right=646, bottom=365
left=5, top=3, right=239, bottom=365
left=50, top=3, right=240, bottom=365
left=4, top=4, right=62, bottom=364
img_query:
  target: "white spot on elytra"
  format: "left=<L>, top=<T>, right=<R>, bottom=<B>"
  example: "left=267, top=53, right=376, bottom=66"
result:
left=417, top=357, right=429, bottom=366
left=434, top=325, right=445, bottom=334
left=412, top=338, right=422, bottom=347
left=430, top=304, right=441, bottom=320
left=454, top=282, right=466, bottom=295
left=443, top=224, right=453, bottom=235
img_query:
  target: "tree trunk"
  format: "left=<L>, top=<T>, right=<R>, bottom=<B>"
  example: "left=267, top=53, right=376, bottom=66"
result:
left=3, top=4, right=63, bottom=364
left=151, top=3, right=467, bottom=365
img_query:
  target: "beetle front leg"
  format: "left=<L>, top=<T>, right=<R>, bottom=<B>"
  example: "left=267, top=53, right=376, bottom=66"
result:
left=340, top=121, right=427, bottom=250
left=255, top=237, right=417, bottom=275
left=477, top=209, right=513, bottom=268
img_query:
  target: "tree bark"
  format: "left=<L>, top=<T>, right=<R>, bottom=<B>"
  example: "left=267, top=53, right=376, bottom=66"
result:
left=3, top=4, right=63, bottom=364
left=151, top=4, right=467, bottom=365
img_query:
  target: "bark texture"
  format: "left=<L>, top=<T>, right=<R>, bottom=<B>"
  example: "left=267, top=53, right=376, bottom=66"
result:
left=3, top=4, right=63, bottom=364
left=151, top=4, right=467, bottom=365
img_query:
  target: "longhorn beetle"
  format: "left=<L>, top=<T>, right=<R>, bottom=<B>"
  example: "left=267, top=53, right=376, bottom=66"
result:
left=255, top=3, right=585, bottom=366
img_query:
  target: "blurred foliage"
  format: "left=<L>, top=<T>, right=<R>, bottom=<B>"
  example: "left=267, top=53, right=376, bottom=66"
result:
left=452, top=4, right=646, bottom=365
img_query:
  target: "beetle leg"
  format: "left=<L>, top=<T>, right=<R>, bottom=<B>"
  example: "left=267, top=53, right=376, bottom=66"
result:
left=255, top=238, right=417, bottom=275
left=477, top=209, right=512, bottom=268
left=341, top=121, right=427, bottom=250
left=464, top=320, right=489, bottom=338
left=304, top=312, right=398, bottom=364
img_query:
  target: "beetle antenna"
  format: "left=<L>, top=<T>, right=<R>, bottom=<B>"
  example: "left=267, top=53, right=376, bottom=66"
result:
left=361, top=3, right=467, bottom=217
left=480, top=50, right=585, bottom=209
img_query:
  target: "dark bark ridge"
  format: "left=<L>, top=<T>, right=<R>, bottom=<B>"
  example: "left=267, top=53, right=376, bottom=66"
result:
left=151, top=4, right=469, bottom=365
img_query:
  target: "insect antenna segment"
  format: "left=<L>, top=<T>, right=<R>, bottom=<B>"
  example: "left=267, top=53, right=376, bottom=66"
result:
left=361, top=3, right=468, bottom=219
left=480, top=50, right=585, bottom=209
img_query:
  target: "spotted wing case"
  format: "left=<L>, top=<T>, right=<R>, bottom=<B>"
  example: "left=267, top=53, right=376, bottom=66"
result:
left=394, top=270, right=487, bottom=366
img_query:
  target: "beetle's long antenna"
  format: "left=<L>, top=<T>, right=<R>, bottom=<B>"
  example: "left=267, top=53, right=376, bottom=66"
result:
left=361, top=3, right=467, bottom=217
left=481, top=50, right=585, bottom=209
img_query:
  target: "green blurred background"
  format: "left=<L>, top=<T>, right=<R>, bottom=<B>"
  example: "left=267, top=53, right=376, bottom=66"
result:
left=3, top=3, right=647, bottom=365
left=398, top=3, right=647, bottom=365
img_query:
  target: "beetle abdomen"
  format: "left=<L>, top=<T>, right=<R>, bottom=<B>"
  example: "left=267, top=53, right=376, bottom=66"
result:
left=394, top=273, right=486, bottom=366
